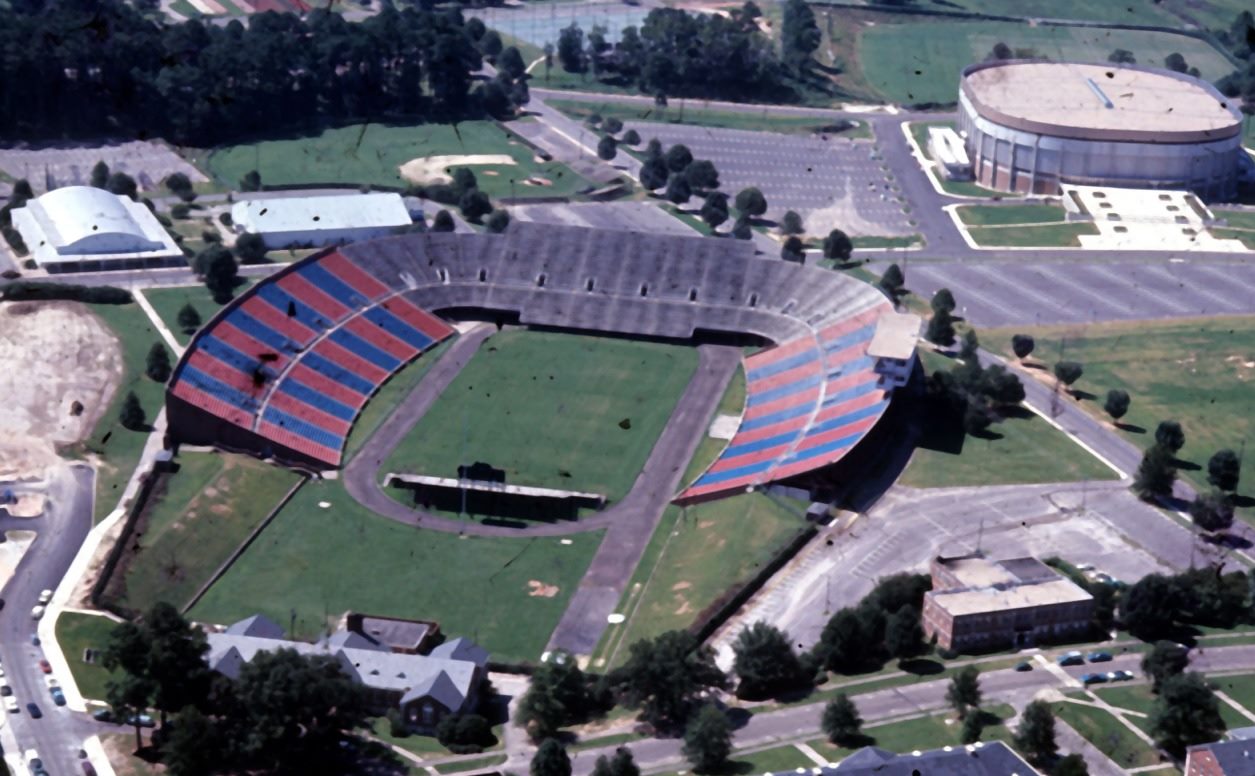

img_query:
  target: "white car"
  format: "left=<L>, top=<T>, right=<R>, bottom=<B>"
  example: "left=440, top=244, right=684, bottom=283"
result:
left=37, top=590, right=51, bottom=605
left=3, top=696, right=16, bottom=712
left=30, top=605, right=44, bottom=620
left=0, top=666, right=6, bottom=678
left=43, top=676, right=57, bottom=689
left=23, top=749, right=40, bottom=768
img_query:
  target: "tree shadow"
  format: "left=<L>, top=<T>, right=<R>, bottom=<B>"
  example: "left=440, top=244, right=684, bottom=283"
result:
left=899, top=658, right=945, bottom=676
left=1070, top=389, right=1097, bottom=402
left=999, top=405, right=1033, bottom=420
left=725, top=706, right=754, bottom=731
left=970, top=428, right=1005, bottom=441
left=1115, top=422, right=1146, bottom=434
left=1233, top=494, right=1255, bottom=509
left=1173, top=458, right=1202, bottom=472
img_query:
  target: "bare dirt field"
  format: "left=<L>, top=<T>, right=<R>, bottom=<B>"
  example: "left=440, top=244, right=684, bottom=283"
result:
left=0, top=302, right=121, bottom=479
left=398, top=154, right=516, bottom=185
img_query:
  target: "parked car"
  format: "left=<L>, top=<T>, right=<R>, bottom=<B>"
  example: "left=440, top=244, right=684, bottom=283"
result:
left=1014, top=661, right=1033, bottom=672
left=91, top=708, right=115, bottom=723
left=1080, top=672, right=1108, bottom=685
left=37, top=590, right=52, bottom=605
left=4, top=696, right=17, bottom=712
left=1058, top=651, right=1084, bottom=666
left=1086, top=651, right=1113, bottom=663
left=29, top=633, right=39, bottom=646
left=38, top=659, right=51, bottom=674
left=82, top=762, right=97, bottom=776
left=26, top=702, right=42, bottom=718
left=127, top=713, right=155, bottom=728
left=24, top=749, right=41, bottom=769
left=50, top=688, right=65, bottom=706
left=30, top=605, right=44, bottom=620
left=1109, top=670, right=1135, bottom=681
left=1, top=682, right=12, bottom=696
left=43, top=676, right=58, bottom=689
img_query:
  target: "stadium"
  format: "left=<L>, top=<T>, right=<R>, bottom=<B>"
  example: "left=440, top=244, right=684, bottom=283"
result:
left=164, top=223, right=915, bottom=507
left=958, top=60, right=1245, bottom=199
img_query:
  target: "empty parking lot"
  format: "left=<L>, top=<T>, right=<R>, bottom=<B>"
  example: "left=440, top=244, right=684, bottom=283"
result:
left=0, top=140, right=208, bottom=194
left=512, top=201, right=697, bottom=236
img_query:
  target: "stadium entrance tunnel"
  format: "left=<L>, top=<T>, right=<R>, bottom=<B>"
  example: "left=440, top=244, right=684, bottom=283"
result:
left=386, top=472, right=605, bottom=524
left=164, top=223, right=915, bottom=504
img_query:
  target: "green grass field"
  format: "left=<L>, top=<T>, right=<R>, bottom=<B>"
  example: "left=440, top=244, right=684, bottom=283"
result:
left=203, top=121, right=587, bottom=198
left=1094, top=684, right=1156, bottom=716
left=1211, top=673, right=1255, bottom=718
left=76, top=304, right=168, bottom=523
left=383, top=330, right=698, bottom=502
left=549, top=99, right=871, bottom=138
left=956, top=204, right=1068, bottom=226
left=809, top=704, right=1017, bottom=761
left=899, top=351, right=1116, bottom=488
left=189, top=477, right=601, bottom=663
left=967, top=222, right=1099, bottom=247
left=1052, top=702, right=1161, bottom=769
left=55, top=611, right=118, bottom=702
left=344, top=338, right=454, bottom=462
left=859, top=22, right=1234, bottom=105
left=110, top=452, right=302, bottom=614
left=680, top=364, right=746, bottom=490
left=598, top=493, right=805, bottom=667
left=937, top=0, right=1177, bottom=24
left=987, top=319, right=1255, bottom=523
left=143, top=282, right=254, bottom=347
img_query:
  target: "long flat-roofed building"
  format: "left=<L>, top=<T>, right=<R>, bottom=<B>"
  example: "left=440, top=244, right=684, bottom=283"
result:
left=923, top=554, right=1093, bottom=652
left=958, top=61, right=1244, bottom=199
left=230, top=192, right=415, bottom=249
left=11, top=185, right=182, bottom=272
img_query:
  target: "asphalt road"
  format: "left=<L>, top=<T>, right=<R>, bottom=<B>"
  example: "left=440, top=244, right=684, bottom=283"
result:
left=0, top=465, right=97, bottom=776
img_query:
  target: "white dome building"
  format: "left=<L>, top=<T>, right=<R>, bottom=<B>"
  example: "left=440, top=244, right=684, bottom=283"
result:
left=12, top=186, right=182, bottom=271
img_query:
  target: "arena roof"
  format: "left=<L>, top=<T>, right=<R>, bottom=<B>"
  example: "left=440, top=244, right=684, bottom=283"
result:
left=961, top=61, right=1243, bottom=143
left=231, top=192, right=413, bottom=235
left=11, top=185, right=180, bottom=266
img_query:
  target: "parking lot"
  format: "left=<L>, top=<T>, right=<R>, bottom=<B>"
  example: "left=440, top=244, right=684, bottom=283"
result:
left=625, top=122, right=913, bottom=237
left=475, top=2, right=650, bottom=48
left=0, top=140, right=208, bottom=194
left=902, top=258, right=1255, bottom=328
left=512, top=201, right=696, bottom=236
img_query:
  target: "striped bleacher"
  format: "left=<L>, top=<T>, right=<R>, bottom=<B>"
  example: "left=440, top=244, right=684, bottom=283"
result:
left=167, top=249, right=455, bottom=468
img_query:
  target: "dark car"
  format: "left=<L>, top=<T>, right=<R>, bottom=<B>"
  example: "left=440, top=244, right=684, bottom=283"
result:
left=1087, top=651, right=1113, bottom=663
left=1057, top=651, right=1084, bottom=666
left=1014, top=661, right=1033, bottom=672
left=29, top=633, right=39, bottom=646
left=38, top=659, right=51, bottom=674
left=1080, top=672, right=1107, bottom=685
left=50, top=687, right=66, bottom=706
left=26, top=702, right=41, bottom=718
left=82, top=762, right=97, bottom=776
left=91, top=708, right=115, bottom=723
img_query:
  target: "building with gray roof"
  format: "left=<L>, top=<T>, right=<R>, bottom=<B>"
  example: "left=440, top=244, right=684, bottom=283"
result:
left=800, top=742, right=1038, bottom=776
left=230, top=192, right=414, bottom=250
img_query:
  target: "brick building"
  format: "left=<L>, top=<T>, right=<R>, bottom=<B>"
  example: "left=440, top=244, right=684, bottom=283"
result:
left=1187, top=739, right=1255, bottom=775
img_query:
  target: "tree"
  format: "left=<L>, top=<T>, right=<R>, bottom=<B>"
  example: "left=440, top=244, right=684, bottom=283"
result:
left=107, top=673, right=156, bottom=750
left=1120, top=573, right=1181, bottom=640
left=986, top=41, right=1013, bottom=61
left=202, top=245, right=239, bottom=304
left=640, top=157, right=668, bottom=191
left=682, top=704, right=731, bottom=774
left=436, top=713, right=493, bottom=749
left=822, top=694, right=862, bottom=746
left=1108, top=48, right=1137, bottom=64
left=734, top=187, right=767, bottom=217
left=878, top=264, right=905, bottom=303
left=177, top=303, right=201, bottom=335
left=1014, top=700, right=1058, bottom=765
left=780, top=210, right=804, bottom=235
left=684, top=160, right=720, bottom=192
left=978, top=365, right=1025, bottom=407
left=499, top=46, right=526, bottom=80
left=480, top=30, right=504, bottom=59
left=883, top=605, right=924, bottom=660
left=233, top=232, right=267, bottom=265
left=518, top=652, right=592, bottom=741
left=1053, top=754, right=1089, bottom=776
left=926, top=310, right=956, bottom=346
left=732, top=621, right=804, bottom=699
left=1053, top=361, right=1083, bottom=391
left=591, top=747, right=639, bottom=776
left=780, top=0, right=820, bottom=74
left=557, top=24, right=586, bottom=73
left=597, top=134, right=617, bottom=161
left=731, top=216, right=752, bottom=240
left=665, top=174, right=692, bottom=206
left=1011, top=334, right=1034, bottom=360
left=145, top=342, right=171, bottom=383
left=1155, top=420, right=1186, bottom=453
left=91, top=160, right=110, bottom=189
left=459, top=189, right=492, bottom=223
left=822, top=229, right=852, bottom=262
left=781, top=236, right=805, bottom=263
left=664, top=144, right=693, bottom=174
left=1164, top=52, right=1189, bottom=73
left=102, top=620, right=155, bottom=750
left=1149, top=673, right=1226, bottom=756
left=1142, top=640, right=1190, bottom=693
left=532, top=739, right=572, bottom=776
left=964, top=403, right=992, bottom=435
left=1104, top=389, right=1130, bottom=423
left=1208, top=449, right=1241, bottom=492
left=617, top=630, right=726, bottom=728
left=432, top=210, right=456, bottom=232
left=622, top=129, right=641, bottom=146
left=240, top=170, right=262, bottom=192
left=816, top=608, right=864, bottom=673
left=930, top=288, right=956, bottom=316
left=486, top=209, right=511, bottom=234
left=452, top=168, right=479, bottom=198
left=946, top=666, right=981, bottom=719
left=644, top=138, right=663, bottom=161
left=107, top=171, right=139, bottom=200
left=1190, top=490, right=1235, bottom=534
left=165, top=172, right=193, bottom=196
left=163, top=707, right=220, bottom=776
left=960, top=711, right=983, bottom=744
left=1133, top=443, right=1177, bottom=502
left=119, top=391, right=145, bottom=430
left=144, top=602, right=211, bottom=725
left=700, top=192, right=729, bottom=231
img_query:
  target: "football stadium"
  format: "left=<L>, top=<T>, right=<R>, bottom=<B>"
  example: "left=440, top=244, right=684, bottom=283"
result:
left=165, top=223, right=915, bottom=507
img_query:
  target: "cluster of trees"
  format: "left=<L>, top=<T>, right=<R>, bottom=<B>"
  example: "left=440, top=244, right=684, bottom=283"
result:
left=101, top=602, right=372, bottom=776
left=925, top=327, right=1025, bottom=436
left=425, top=167, right=503, bottom=227
left=1139, top=641, right=1227, bottom=755
left=1120, top=564, right=1252, bottom=641
left=1216, top=12, right=1255, bottom=114
left=0, top=179, right=34, bottom=255
left=0, top=280, right=131, bottom=304
left=552, top=3, right=792, bottom=102
left=585, top=114, right=641, bottom=161
left=814, top=573, right=931, bottom=673
left=517, top=652, right=612, bottom=741
left=0, top=1, right=511, bottom=146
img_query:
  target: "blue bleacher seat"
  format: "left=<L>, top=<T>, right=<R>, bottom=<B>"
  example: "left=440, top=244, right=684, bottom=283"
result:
left=225, top=310, right=298, bottom=355
left=277, top=378, right=356, bottom=422
left=360, top=307, right=433, bottom=351
left=181, top=364, right=261, bottom=413
left=301, top=352, right=376, bottom=396
left=262, top=406, right=343, bottom=449
left=328, top=329, right=402, bottom=371
left=299, top=263, right=367, bottom=308
left=256, top=283, right=331, bottom=333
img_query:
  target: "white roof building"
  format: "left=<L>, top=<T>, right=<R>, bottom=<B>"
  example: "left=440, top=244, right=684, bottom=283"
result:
left=231, top=192, right=414, bottom=250
left=11, top=186, right=181, bottom=271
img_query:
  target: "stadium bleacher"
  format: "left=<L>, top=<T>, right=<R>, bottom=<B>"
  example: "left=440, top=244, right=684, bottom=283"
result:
left=167, top=224, right=910, bottom=498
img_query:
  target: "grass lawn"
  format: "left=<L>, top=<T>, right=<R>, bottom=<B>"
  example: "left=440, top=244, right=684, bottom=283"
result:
left=937, top=0, right=1176, bottom=24
left=202, top=121, right=588, bottom=199
left=599, top=493, right=805, bottom=667
left=549, top=99, right=871, bottom=138
left=1210, top=228, right=1255, bottom=249
left=1215, top=210, right=1255, bottom=231
left=55, top=611, right=119, bottom=702
left=956, top=204, right=1068, bottom=226
left=859, top=21, right=1233, bottom=105
left=189, top=477, right=601, bottom=663
left=852, top=235, right=921, bottom=249
left=76, top=303, right=168, bottom=523
left=966, top=222, right=1099, bottom=247
left=1211, top=673, right=1255, bottom=718
left=986, top=318, right=1255, bottom=523
left=898, top=351, right=1116, bottom=488
left=143, top=282, right=255, bottom=347
left=809, top=704, right=1016, bottom=760
left=726, top=745, right=815, bottom=774
left=680, top=363, right=746, bottom=490
left=1094, top=684, right=1156, bottom=716
left=109, top=452, right=302, bottom=614
left=433, top=754, right=509, bottom=774
left=368, top=717, right=504, bottom=761
left=1052, top=702, right=1162, bottom=769
left=382, top=330, right=698, bottom=502
left=344, top=337, right=455, bottom=462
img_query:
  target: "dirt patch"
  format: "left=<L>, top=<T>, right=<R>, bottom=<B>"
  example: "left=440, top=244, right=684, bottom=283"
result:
left=398, top=154, right=516, bottom=185
left=528, top=579, right=559, bottom=597
left=0, top=301, right=122, bottom=479
left=674, top=599, right=692, bottom=616
left=697, top=519, right=715, bottom=529
left=522, top=176, right=552, bottom=187
left=671, top=581, right=691, bottom=591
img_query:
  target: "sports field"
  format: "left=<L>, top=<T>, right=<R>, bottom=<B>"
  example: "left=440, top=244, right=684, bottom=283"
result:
left=987, top=318, right=1255, bottom=522
left=189, top=478, right=601, bottom=663
left=202, top=121, right=588, bottom=198
left=383, top=330, right=699, bottom=502
left=106, top=452, right=302, bottom=614
left=859, top=22, right=1234, bottom=105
